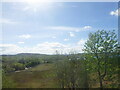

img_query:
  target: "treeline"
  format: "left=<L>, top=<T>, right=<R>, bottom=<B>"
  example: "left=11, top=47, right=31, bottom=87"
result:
left=2, top=56, right=44, bottom=73
left=1, top=53, right=69, bottom=73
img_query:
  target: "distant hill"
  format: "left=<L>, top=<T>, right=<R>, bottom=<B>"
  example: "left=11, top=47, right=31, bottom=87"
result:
left=1, top=53, right=84, bottom=56
left=1, top=53, right=46, bottom=56
left=16, top=53, right=46, bottom=56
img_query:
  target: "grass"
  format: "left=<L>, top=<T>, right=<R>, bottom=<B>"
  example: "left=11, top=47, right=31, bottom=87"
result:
left=6, top=63, right=119, bottom=88
left=27, top=63, right=54, bottom=71
left=8, top=63, right=58, bottom=88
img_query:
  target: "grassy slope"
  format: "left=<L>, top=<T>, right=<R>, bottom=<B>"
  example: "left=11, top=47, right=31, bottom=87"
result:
left=8, top=63, right=58, bottom=88
left=6, top=63, right=118, bottom=88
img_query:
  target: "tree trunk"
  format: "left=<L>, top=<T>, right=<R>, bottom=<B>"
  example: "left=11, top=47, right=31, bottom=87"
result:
left=84, top=70, right=89, bottom=88
left=61, top=82, right=64, bottom=88
left=98, top=68, right=103, bottom=88
left=95, top=53, right=103, bottom=88
left=99, top=76, right=103, bottom=88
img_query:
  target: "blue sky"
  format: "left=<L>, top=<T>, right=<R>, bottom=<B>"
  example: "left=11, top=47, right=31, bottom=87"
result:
left=0, top=2, right=118, bottom=54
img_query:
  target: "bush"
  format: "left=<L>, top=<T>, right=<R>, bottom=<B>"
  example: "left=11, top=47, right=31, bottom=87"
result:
left=12, top=63, right=25, bottom=71
left=25, top=61, right=40, bottom=68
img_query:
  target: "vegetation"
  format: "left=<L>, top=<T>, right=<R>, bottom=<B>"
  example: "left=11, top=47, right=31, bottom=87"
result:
left=2, top=71, right=16, bottom=88
left=2, top=30, right=119, bottom=88
left=55, top=52, right=89, bottom=88
left=7, top=64, right=57, bottom=88
left=83, top=30, right=118, bottom=88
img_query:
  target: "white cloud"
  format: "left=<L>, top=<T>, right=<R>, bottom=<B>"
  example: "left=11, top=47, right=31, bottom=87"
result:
left=23, top=6, right=31, bottom=11
left=18, top=34, right=31, bottom=39
left=83, top=26, right=92, bottom=29
left=64, top=38, right=69, bottom=41
left=0, top=39, right=87, bottom=55
left=0, top=18, right=17, bottom=24
left=110, top=9, right=120, bottom=16
left=0, top=44, right=23, bottom=55
left=23, top=6, right=37, bottom=12
left=36, top=42, right=67, bottom=49
left=18, top=42, right=25, bottom=44
left=69, top=32, right=75, bottom=37
left=45, top=26, right=92, bottom=32
left=52, top=36, right=56, bottom=39
left=46, top=26, right=76, bottom=31
left=77, top=39, right=87, bottom=46
left=21, top=2, right=56, bottom=13
left=0, top=43, right=68, bottom=55
left=0, top=44, right=16, bottom=47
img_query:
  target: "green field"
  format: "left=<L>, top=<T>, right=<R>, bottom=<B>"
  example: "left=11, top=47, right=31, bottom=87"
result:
left=7, top=63, right=58, bottom=88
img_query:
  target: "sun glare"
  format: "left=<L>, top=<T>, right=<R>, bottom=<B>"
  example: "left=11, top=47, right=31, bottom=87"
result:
left=24, top=0, right=54, bottom=12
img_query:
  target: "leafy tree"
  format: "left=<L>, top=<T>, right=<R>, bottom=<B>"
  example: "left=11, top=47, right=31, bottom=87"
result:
left=55, top=51, right=89, bottom=88
left=12, top=63, right=25, bottom=71
left=83, top=30, right=118, bottom=88
left=25, top=60, right=40, bottom=68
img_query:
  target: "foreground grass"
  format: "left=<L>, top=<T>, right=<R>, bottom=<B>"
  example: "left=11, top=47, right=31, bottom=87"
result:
left=5, top=63, right=119, bottom=88
left=8, top=63, right=58, bottom=88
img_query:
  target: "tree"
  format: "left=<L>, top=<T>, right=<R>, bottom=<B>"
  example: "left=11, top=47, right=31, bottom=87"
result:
left=55, top=50, right=89, bottom=88
left=83, top=30, right=118, bottom=88
left=12, top=63, right=25, bottom=71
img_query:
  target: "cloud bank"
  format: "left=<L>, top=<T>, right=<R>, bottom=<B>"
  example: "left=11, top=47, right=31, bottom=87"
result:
left=0, top=39, right=86, bottom=55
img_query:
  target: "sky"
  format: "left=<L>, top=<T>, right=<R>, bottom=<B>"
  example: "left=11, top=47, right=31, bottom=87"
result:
left=0, top=2, right=118, bottom=55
